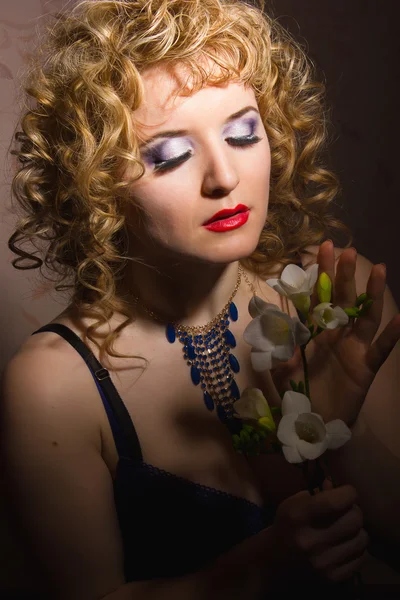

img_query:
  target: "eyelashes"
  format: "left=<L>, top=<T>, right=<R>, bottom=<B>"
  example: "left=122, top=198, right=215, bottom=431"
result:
left=147, top=134, right=262, bottom=174
left=143, top=117, right=263, bottom=174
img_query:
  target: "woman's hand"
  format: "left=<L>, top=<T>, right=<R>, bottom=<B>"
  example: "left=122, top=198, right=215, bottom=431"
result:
left=270, top=483, right=368, bottom=584
left=270, top=241, right=400, bottom=426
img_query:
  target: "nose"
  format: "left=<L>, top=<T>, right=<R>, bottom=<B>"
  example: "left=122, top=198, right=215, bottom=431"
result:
left=201, top=144, right=240, bottom=198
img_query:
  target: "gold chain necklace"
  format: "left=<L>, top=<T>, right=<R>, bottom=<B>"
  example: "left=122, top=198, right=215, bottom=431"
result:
left=132, top=264, right=257, bottom=330
left=132, top=264, right=257, bottom=429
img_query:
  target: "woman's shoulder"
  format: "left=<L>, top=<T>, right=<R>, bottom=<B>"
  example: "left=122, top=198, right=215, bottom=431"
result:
left=2, top=311, right=104, bottom=452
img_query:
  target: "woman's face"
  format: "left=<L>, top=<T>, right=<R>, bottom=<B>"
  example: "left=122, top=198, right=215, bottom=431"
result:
left=124, top=66, right=271, bottom=266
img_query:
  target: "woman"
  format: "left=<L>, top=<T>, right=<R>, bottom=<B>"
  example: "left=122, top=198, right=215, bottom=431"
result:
left=2, top=0, right=400, bottom=598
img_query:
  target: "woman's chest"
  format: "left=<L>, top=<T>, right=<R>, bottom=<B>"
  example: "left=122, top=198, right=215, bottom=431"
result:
left=99, top=322, right=277, bottom=506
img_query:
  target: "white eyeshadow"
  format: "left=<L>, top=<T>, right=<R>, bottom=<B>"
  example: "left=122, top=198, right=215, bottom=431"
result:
left=224, top=119, right=254, bottom=137
left=160, top=138, right=192, bottom=160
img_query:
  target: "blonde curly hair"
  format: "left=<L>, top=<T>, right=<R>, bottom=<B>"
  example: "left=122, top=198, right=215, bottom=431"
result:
left=7, top=0, right=351, bottom=368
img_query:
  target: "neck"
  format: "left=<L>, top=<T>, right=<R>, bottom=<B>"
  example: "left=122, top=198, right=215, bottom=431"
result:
left=120, top=259, right=242, bottom=326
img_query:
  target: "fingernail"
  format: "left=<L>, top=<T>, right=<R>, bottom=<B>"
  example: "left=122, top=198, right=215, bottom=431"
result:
left=379, top=263, right=386, bottom=273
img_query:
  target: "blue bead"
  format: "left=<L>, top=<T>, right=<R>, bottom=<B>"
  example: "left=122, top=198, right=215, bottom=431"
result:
left=224, top=329, right=236, bottom=348
left=203, top=391, right=214, bottom=411
left=229, top=353, right=240, bottom=373
left=230, top=379, right=240, bottom=399
left=166, top=323, right=176, bottom=343
left=187, top=345, right=196, bottom=360
left=229, top=302, right=238, bottom=322
left=191, top=365, right=201, bottom=385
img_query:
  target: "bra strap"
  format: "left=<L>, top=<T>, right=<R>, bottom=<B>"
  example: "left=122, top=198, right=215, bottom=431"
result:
left=31, top=323, right=143, bottom=462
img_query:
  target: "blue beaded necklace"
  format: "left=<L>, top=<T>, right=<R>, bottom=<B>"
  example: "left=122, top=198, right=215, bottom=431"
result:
left=165, top=264, right=256, bottom=428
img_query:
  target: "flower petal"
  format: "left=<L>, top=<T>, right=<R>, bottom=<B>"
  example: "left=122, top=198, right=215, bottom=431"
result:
left=281, top=264, right=307, bottom=289
left=290, top=293, right=311, bottom=314
left=266, top=279, right=289, bottom=297
left=251, top=350, right=272, bottom=371
left=271, top=340, right=296, bottom=362
left=281, top=391, right=311, bottom=415
left=310, top=412, right=325, bottom=425
left=325, top=419, right=352, bottom=449
left=233, top=387, right=273, bottom=421
left=314, top=302, right=333, bottom=312
left=282, top=444, right=304, bottom=463
left=276, top=413, right=298, bottom=445
left=332, top=306, right=350, bottom=327
left=297, top=437, right=329, bottom=460
left=233, top=388, right=265, bottom=420
left=243, top=316, right=273, bottom=351
left=296, top=412, right=326, bottom=436
left=248, top=296, right=280, bottom=318
left=259, top=312, right=293, bottom=346
left=294, top=319, right=312, bottom=346
left=306, top=263, right=319, bottom=290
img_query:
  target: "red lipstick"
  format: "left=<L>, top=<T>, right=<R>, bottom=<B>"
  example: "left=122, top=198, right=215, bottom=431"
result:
left=204, top=210, right=249, bottom=232
left=203, top=204, right=249, bottom=231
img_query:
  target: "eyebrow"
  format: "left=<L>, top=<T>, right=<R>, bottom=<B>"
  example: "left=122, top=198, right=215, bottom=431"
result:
left=138, top=105, right=260, bottom=148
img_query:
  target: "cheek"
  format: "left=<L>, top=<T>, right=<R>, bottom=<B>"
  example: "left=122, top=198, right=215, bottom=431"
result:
left=242, top=142, right=271, bottom=190
left=130, top=184, right=192, bottom=240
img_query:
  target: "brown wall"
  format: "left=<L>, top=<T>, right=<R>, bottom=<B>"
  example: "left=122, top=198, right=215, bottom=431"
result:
left=271, top=0, right=400, bottom=305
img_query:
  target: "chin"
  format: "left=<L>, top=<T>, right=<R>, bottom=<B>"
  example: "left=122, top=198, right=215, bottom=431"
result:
left=198, top=230, right=262, bottom=265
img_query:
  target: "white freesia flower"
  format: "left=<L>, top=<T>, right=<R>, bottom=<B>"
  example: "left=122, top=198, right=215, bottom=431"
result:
left=313, top=302, right=349, bottom=330
left=266, top=263, right=319, bottom=314
left=276, top=391, right=351, bottom=463
left=233, top=387, right=276, bottom=432
left=244, top=297, right=311, bottom=372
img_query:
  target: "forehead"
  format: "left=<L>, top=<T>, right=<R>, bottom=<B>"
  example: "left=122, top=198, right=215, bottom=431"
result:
left=132, top=64, right=257, bottom=140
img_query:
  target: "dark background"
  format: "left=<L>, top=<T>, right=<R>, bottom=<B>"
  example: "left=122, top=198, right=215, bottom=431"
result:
left=270, top=0, right=400, bottom=306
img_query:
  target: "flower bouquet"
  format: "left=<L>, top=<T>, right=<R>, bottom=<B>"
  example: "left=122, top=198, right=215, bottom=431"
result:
left=232, top=261, right=372, bottom=592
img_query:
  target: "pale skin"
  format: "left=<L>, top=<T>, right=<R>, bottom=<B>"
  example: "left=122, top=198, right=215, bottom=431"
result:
left=2, top=64, right=400, bottom=599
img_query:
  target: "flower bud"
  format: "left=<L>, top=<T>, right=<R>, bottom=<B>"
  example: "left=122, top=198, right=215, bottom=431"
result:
left=258, top=416, right=276, bottom=433
left=317, top=272, right=332, bottom=303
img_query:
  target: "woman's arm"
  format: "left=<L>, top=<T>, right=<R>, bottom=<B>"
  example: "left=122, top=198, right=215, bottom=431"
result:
left=323, top=251, right=400, bottom=549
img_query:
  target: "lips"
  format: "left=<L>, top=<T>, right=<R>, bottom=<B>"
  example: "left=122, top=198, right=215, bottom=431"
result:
left=203, top=203, right=249, bottom=226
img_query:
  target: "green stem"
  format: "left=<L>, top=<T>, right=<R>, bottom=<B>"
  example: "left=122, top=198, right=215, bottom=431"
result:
left=300, top=344, right=310, bottom=399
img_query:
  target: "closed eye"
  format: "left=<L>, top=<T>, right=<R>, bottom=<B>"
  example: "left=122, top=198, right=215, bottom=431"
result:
left=152, top=135, right=263, bottom=173
left=226, top=135, right=262, bottom=147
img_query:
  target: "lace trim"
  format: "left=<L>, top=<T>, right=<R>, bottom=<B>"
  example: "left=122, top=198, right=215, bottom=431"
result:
left=117, top=457, right=264, bottom=512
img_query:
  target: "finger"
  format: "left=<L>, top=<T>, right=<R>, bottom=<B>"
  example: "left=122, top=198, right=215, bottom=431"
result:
left=352, top=263, right=386, bottom=344
left=314, top=530, right=368, bottom=580
left=310, top=505, right=363, bottom=549
left=333, top=248, right=358, bottom=308
left=321, top=477, right=333, bottom=491
left=365, top=313, right=400, bottom=374
left=310, top=241, right=336, bottom=309
left=326, top=550, right=368, bottom=583
left=309, top=485, right=358, bottom=525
